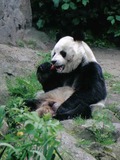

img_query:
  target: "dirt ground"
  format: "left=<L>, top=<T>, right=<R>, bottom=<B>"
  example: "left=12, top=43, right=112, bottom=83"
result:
left=93, top=47, right=120, bottom=80
left=92, top=47, right=120, bottom=106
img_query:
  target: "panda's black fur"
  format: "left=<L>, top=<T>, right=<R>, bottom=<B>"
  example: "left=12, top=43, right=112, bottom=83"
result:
left=26, top=36, right=107, bottom=120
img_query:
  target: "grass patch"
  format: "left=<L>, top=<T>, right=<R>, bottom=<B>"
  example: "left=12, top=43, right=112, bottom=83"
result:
left=77, top=139, right=93, bottom=148
left=111, top=81, right=120, bottom=94
left=36, top=51, right=51, bottom=64
left=106, top=103, right=120, bottom=120
left=16, top=40, right=25, bottom=47
left=6, top=73, right=41, bottom=99
left=104, top=72, right=113, bottom=80
left=16, top=39, right=37, bottom=49
left=25, top=39, right=37, bottom=49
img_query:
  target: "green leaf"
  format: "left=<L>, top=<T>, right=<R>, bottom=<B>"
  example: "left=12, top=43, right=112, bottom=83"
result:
left=46, top=146, right=54, bottom=160
left=115, top=15, right=120, bottom=21
left=114, top=30, right=120, bottom=37
left=52, top=0, right=60, bottom=7
left=82, top=0, right=89, bottom=6
left=63, top=0, right=70, bottom=2
left=69, top=2, right=77, bottom=10
left=72, top=18, right=80, bottom=25
left=61, top=3, right=69, bottom=10
left=0, top=143, right=16, bottom=152
left=111, top=19, right=115, bottom=25
left=37, top=19, right=45, bottom=29
left=0, top=105, right=5, bottom=125
left=107, top=16, right=114, bottom=21
left=30, top=150, right=46, bottom=160
left=107, top=16, right=115, bottom=25
left=25, top=123, right=34, bottom=131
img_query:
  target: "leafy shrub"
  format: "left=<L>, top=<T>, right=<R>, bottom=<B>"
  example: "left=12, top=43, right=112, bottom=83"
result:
left=0, top=110, right=62, bottom=160
left=0, top=58, right=62, bottom=159
left=0, top=76, right=62, bottom=159
left=31, top=0, right=120, bottom=46
left=7, top=73, right=41, bottom=99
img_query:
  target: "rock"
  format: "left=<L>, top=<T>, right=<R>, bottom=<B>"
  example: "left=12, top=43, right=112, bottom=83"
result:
left=88, top=142, right=117, bottom=160
left=23, top=28, right=55, bottom=50
left=61, top=119, right=75, bottom=130
left=58, top=131, right=96, bottom=160
left=0, top=44, right=40, bottom=105
left=0, top=120, right=8, bottom=135
left=113, top=123, right=120, bottom=141
left=0, top=0, right=32, bottom=45
left=111, top=142, right=120, bottom=160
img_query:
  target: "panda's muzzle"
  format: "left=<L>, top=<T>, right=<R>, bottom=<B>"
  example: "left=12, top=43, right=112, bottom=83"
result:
left=51, top=60, right=65, bottom=72
left=51, top=64, right=65, bottom=72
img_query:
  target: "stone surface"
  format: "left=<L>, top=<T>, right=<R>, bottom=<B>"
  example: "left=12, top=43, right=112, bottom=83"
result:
left=0, top=120, right=8, bottom=135
left=58, top=131, right=96, bottom=160
left=0, top=44, right=39, bottom=104
left=23, top=28, right=55, bottom=50
left=0, top=0, right=32, bottom=45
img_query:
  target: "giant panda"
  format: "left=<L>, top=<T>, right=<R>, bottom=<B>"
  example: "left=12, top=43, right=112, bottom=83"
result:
left=26, top=36, right=107, bottom=120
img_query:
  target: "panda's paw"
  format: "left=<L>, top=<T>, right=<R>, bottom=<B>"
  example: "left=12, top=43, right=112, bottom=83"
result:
left=24, top=99, right=39, bottom=111
left=37, top=62, right=52, bottom=73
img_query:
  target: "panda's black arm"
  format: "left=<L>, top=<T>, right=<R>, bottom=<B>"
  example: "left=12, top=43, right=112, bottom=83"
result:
left=54, top=90, right=93, bottom=120
left=54, top=84, right=106, bottom=120
left=37, top=62, right=61, bottom=92
left=54, top=62, right=107, bottom=120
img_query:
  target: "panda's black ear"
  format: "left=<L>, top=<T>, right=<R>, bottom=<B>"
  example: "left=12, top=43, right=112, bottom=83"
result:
left=71, top=31, right=85, bottom=41
left=56, top=32, right=65, bottom=42
left=56, top=30, right=85, bottom=42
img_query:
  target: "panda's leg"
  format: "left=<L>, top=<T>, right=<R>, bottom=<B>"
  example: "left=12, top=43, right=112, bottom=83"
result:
left=24, top=99, right=42, bottom=111
left=36, top=101, right=55, bottom=117
left=54, top=100, right=92, bottom=120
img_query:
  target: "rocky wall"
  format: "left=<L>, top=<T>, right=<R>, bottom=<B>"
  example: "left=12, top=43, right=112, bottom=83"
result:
left=0, top=0, right=32, bottom=45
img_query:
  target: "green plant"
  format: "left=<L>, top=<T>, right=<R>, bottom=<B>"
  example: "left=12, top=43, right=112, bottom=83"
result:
left=74, top=116, right=85, bottom=125
left=1, top=59, right=64, bottom=159
left=25, top=40, right=37, bottom=49
left=111, top=81, right=120, bottom=94
left=104, top=72, right=113, bottom=80
left=37, top=52, right=51, bottom=64
left=0, top=106, right=5, bottom=129
left=89, top=109, right=115, bottom=144
left=16, top=40, right=25, bottom=47
left=0, top=111, right=62, bottom=160
left=106, top=103, right=120, bottom=120
left=7, top=73, right=41, bottom=99
left=31, top=0, right=120, bottom=46
left=77, top=139, right=92, bottom=147
left=107, top=14, right=120, bottom=38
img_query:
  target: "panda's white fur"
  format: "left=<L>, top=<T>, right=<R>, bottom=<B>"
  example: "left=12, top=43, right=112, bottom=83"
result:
left=51, top=36, right=97, bottom=73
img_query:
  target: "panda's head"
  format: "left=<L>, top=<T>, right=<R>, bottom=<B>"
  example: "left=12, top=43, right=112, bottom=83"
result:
left=51, top=36, right=96, bottom=73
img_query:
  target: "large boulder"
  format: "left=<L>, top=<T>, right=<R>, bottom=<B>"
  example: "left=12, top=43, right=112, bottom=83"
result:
left=0, top=44, right=39, bottom=105
left=0, top=0, right=32, bottom=45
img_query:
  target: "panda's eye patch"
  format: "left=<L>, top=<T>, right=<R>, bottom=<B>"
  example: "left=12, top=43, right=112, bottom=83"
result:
left=60, top=51, right=66, bottom=58
left=52, top=52, right=56, bottom=57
